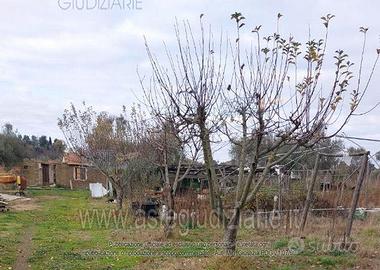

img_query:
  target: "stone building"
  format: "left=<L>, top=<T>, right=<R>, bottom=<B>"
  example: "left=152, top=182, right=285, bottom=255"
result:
left=21, top=153, right=108, bottom=189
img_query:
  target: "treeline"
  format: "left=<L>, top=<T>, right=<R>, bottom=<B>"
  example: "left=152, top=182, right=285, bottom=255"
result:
left=0, top=123, right=66, bottom=169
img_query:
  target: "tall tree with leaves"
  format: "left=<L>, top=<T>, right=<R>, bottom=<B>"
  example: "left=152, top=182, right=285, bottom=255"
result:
left=0, top=124, right=28, bottom=168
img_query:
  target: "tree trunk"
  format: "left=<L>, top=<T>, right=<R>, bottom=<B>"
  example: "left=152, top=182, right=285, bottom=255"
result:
left=116, top=186, right=125, bottom=210
left=163, top=184, right=175, bottom=238
left=200, top=127, right=217, bottom=208
left=224, top=208, right=240, bottom=255
left=199, top=124, right=226, bottom=227
left=162, top=144, right=176, bottom=238
left=126, top=178, right=133, bottom=212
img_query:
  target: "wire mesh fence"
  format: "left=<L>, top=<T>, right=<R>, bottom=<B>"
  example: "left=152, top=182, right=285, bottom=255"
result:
left=165, top=151, right=380, bottom=241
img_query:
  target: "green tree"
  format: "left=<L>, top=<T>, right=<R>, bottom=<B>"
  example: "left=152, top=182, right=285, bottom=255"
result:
left=38, top=136, right=49, bottom=149
left=0, top=124, right=29, bottom=168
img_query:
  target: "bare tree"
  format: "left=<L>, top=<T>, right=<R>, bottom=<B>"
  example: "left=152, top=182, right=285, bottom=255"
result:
left=141, top=67, right=201, bottom=236
left=143, top=13, right=379, bottom=253
left=147, top=119, right=200, bottom=237
left=220, top=12, right=378, bottom=252
left=142, top=16, right=229, bottom=227
left=58, top=103, right=153, bottom=210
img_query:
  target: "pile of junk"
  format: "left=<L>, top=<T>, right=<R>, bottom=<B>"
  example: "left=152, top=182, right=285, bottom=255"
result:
left=0, top=173, right=28, bottom=213
left=89, top=183, right=164, bottom=217
left=132, top=187, right=163, bottom=217
left=0, top=195, right=9, bottom=212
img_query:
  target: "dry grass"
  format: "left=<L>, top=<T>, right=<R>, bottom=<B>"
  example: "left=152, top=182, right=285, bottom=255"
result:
left=319, top=180, right=380, bottom=209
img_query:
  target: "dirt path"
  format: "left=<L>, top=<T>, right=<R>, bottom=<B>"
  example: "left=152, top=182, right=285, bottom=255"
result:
left=0, top=193, right=31, bottom=202
left=13, top=227, right=34, bottom=270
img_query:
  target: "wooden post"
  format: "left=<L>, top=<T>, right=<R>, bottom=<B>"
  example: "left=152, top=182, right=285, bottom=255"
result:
left=345, top=152, right=368, bottom=239
left=278, top=174, right=282, bottom=218
left=299, top=153, right=320, bottom=234
left=365, top=161, right=370, bottom=208
left=255, top=197, right=259, bottom=229
left=285, top=209, right=290, bottom=234
left=330, top=177, right=344, bottom=249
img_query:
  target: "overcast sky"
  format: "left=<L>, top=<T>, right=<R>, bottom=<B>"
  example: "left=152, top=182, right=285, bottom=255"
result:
left=0, top=0, right=379, bottom=162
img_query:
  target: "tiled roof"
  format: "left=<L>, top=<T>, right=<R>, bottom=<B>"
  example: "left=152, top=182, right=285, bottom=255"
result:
left=62, top=153, right=89, bottom=165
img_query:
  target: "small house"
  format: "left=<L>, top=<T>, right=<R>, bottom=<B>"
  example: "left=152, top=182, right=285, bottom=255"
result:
left=22, top=153, right=109, bottom=189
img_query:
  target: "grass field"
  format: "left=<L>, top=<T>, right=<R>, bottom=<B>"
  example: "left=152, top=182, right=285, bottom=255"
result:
left=0, top=188, right=379, bottom=269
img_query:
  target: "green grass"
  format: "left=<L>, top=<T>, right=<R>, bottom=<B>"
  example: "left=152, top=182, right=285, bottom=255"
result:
left=0, top=188, right=376, bottom=269
left=319, top=256, right=337, bottom=267
left=0, top=207, right=36, bottom=267
left=28, top=189, right=140, bottom=269
left=273, top=238, right=289, bottom=249
left=0, top=188, right=141, bottom=270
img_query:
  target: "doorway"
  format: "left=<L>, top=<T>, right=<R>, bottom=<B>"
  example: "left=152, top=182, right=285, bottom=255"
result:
left=42, top=164, right=49, bottom=186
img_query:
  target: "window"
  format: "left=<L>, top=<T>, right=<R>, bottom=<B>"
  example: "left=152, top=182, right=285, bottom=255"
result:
left=73, top=167, right=87, bottom=181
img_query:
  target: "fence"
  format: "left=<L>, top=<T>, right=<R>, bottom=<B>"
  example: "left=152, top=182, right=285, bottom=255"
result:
left=166, top=151, right=379, bottom=242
